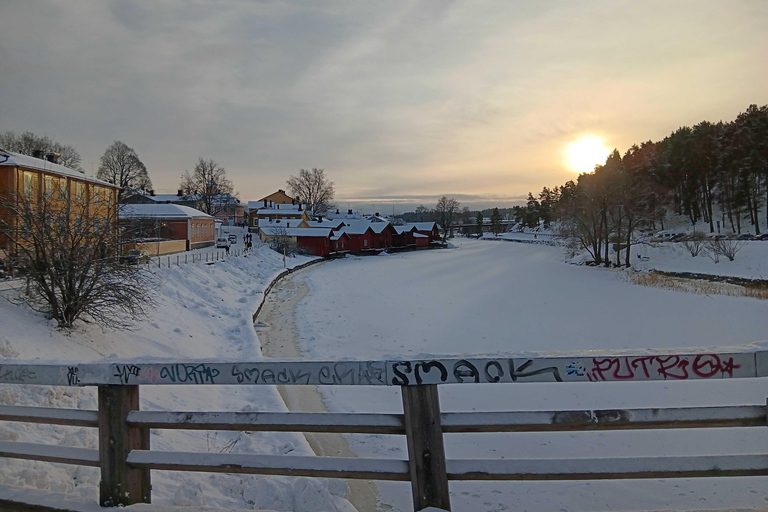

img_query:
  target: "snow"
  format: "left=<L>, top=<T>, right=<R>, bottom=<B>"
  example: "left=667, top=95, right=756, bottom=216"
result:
left=3, top=232, right=768, bottom=511
left=290, top=239, right=768, bottom=511
left=119, top=203, right=213, bottom=219
left=0, top=228, right=349, bottom=510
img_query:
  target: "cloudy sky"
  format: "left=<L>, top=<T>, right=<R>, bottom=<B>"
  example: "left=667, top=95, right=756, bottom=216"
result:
left=1, top=1, right=766, bottom=212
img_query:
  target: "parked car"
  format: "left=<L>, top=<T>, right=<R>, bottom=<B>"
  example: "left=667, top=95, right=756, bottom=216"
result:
left=752, top=233, right=768, bottom=241
left=121, top=249, right=150, bottom=265
left=736, top=234, right=753, bottom=240
left=216, top=237, right=230, bottom=248
left=228, top=234, right=238, bottom=244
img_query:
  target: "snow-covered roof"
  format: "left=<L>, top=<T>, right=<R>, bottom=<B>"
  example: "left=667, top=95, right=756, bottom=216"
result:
left=395, top=225, right=417, bottom=234
left=119, top=204, right=212, bottom=220
left=404, top=222, right=438, bottom=232
left=305, top=220, right=346, bottom=229
left=0, top=150, right=116, bottom=188
left=414, top=233, right=428, bottom=238
left=260, top=226, right=332, bottom=238
left=336, top=220, right=375, bottom=235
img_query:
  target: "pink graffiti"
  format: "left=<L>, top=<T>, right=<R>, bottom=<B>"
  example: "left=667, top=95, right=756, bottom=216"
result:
left=587, top=354, right=740, bottom=381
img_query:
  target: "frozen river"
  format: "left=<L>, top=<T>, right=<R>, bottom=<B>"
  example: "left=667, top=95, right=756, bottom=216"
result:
left=282, top=239, right=768, bottom=512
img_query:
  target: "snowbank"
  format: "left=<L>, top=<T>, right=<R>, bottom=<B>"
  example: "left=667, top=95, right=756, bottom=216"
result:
left=0, top=231, right=353, bottom=511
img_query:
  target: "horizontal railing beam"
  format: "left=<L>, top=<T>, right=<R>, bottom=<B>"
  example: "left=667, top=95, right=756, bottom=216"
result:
left=128, top=411, right=405, bottom=434
left=0, top=405, right=98, bottom=428
left=127, top=450, right=410, bottom=481
left=0, top=441, right=99, bottom=467
left=447, top=454, right=768, bottom=480
left=1, top=349, right=764, bottom=386
left=441, top=405, right=767, bottom=432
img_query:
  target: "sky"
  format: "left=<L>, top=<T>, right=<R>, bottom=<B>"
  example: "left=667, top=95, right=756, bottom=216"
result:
left=1, top=1, right=767, bottom=213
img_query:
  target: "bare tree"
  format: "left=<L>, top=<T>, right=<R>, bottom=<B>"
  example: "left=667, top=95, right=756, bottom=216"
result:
left=179, top=158, right=234, bottom=215
left=707, top=238, right=744, bottom=262
left=435, top=196, right=460, bottom=240
left=287, top=168, right=335, bottom=216
left=0, top=131, right=83, bottom=171
left=267, top=226, right=301, bottom=256
left=97, top=141, right=152, bottom=203
left=682, top=231, right=706, bottom=257
left=0, top=192, right=154, bottom=329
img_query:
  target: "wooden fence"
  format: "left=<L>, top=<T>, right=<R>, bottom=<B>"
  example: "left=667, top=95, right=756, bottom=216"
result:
left=1, top=350, right=768, bottom=511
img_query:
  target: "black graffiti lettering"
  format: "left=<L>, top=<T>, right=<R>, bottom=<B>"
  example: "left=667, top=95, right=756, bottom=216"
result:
left=334, top=364, right=355, bottom=384
left=113, top=364, right=141, bottom=384
left=453, top=360, right=479, bottom=383
left=66, top=367, right=79, bottom=385
left=232, top=365, right=245, bottom=383
left=484, top=361, right=504, bottom=383
left=260, top=369, right=276, bottom=384
left=391, top=361, right=412, bottom=386
left=414, top=361, right=448, bottom=385
left=359, top=363, right=385, bottom=385
left=289, top=368, right=312, bottom=385
left=160, top=364, right=219, bottom=384
left=509, top=359, right=562, bottom=382
left=319, top=366, right=333, bottom=385
left=277, top=368, right=290, bottom=383
left=244, top=368, right=259, bottom=382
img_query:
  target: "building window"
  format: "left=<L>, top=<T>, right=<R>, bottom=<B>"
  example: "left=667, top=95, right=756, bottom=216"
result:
left=93, top=186, right=101, bottom=204
left=44, top=176, right=54, bottom=199
left=59, top=179, right=68, bottom=201
left=76, top=182, right=84, bottom=202
left=23, top=171, right=35, bottom=198
left=364, top=239, right=368, bottom=247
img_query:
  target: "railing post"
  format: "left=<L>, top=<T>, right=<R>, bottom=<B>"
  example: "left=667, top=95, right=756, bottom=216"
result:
left=98, top=385, right=151, bottom=506
left=401, top=384, right=450, bottom=511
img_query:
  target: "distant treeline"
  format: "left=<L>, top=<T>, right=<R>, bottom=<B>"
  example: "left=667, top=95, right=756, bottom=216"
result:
left=402, top=104, right=768, bottom=265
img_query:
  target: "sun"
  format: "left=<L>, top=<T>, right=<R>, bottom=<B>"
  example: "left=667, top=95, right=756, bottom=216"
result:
left=565, top=136, right=611, bottom=174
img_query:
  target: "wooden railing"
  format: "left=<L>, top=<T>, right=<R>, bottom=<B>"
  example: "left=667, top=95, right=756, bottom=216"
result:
left=1, top=349, right=767, bottom=511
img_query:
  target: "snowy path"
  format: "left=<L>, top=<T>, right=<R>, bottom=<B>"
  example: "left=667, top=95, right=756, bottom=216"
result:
left=256, top=268, right=380, bottom=512
left=290, top=240, right=768, bottom=512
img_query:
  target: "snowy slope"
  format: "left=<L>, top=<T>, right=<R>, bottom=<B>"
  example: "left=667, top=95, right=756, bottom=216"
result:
left=0, top=230, right=356, bottom=511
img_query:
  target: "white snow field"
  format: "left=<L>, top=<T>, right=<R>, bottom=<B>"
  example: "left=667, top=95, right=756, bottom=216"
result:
left=292, top=239, right=768, bottom=512
left=2, top=233, right=768, bottom=511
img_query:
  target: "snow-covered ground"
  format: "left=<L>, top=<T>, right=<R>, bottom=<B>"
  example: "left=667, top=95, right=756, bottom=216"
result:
left=292, top=239, right=768, bottom=512
left=3, top=233, right=768, bottom=511
left=0, top=228, right=356, bottom=511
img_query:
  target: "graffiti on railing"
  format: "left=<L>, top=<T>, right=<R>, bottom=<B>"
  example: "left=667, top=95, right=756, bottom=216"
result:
left=586, top=354, right=743, bottom=382
left=0, top=352, right=758, bottom=386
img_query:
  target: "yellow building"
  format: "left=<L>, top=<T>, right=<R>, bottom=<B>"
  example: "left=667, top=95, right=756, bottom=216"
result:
left=0, top=150, right=119, bottom=259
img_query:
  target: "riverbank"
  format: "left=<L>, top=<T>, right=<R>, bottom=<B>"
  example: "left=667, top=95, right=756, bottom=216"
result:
left=255, top=268, right=381, bottom=512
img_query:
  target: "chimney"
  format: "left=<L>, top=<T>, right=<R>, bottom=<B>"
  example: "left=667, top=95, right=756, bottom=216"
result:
left=336, top=209, right=340, bottom=214
left=348, top=209, right=352, bottom=215
left=45, top=153, right=60, bottom=164
left=277, top=204, right=280, bottom=209
left=150, top=190, right=155, bottom=196
left=263, top=199, right=267, bottom=207
left=177, top=189, right=183, bottom=196
left=292, top=198, right=295, bottom=205
left=375, top=212, right=380, bottom=217
left=32, top=149, right=45, bottom=159
left=298, top=203, right=302, bottom=211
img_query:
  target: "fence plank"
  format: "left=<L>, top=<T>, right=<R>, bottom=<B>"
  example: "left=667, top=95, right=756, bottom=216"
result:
left=440, top=405, right=767, bottom=432
left=127, top=450, right=409, bottom=481
left=402, top=384, right=450, bottom=511
left=98, top=385, right=150, bottom=507
left=447, top=454, right=768, bottom=480
left=0, top=440, right=99, bottom=467
left=128, top=411, right=405, bottom=434
left=0, top=405, right=98, bottom=427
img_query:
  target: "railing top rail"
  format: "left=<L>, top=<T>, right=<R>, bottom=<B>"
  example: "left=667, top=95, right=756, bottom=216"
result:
left=2, top=347, right=767, bottom=386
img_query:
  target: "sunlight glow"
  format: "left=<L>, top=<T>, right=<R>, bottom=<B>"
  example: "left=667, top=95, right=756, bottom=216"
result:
left=565, top=136, right=611, bottom=174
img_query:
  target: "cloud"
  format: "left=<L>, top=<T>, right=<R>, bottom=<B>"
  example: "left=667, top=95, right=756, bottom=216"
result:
left=1, top=0, right=766, bottom=208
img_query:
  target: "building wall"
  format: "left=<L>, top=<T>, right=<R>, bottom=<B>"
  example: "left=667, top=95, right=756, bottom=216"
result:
left=296, top=236, right=331, bottom=257
left=189, top=218, right=215, bottom=249
left=0, top=164, right=119, bottom=255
